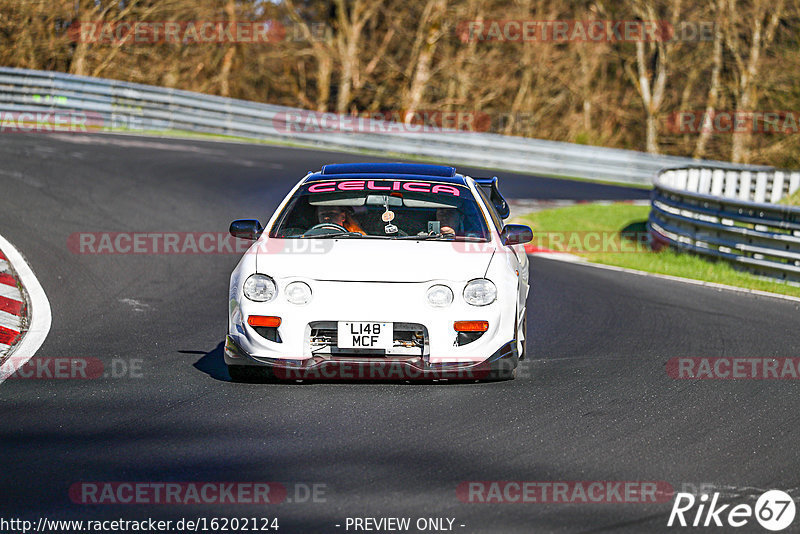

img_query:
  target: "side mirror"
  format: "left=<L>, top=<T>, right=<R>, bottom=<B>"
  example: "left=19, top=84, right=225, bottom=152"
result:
left=500, top=224, right=533, bottom=246
left=229, top=219, right=263, bottom=240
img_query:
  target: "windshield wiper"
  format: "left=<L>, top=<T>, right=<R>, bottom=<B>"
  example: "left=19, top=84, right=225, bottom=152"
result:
left=397, top=234, right=488, bottom=242
left=304, top=231, right=364, bottom=238
left=396, top=233, right=455, bottom=240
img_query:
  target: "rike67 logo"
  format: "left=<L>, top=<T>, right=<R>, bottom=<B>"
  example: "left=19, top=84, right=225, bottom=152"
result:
left=668, top=490, right=795, bottom=531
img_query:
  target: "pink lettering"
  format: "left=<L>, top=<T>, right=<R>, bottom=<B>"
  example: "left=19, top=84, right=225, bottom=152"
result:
left=307, top=182, right=335, bottom=192
left=367, top=180, right=391, bottom=191
left=431, top=184, right=461, bottom=196
left=337, top=180, right=365, bottom=191
left=403, top=182, right=430, bottom=192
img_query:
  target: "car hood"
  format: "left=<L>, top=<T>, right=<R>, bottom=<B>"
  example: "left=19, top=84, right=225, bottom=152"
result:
left=255, top=238, right=495, bottom=282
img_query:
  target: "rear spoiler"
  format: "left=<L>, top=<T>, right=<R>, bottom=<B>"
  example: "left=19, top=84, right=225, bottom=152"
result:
left=474, top=176, right=510, bottom=219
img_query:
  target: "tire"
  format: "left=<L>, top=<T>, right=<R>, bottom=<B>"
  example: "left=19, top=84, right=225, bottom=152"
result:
left=227, top=364, right=277, bottom=383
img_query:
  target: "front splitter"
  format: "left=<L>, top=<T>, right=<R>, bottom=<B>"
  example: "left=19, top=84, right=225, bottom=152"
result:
left=225, top=335, right=518, bottom=381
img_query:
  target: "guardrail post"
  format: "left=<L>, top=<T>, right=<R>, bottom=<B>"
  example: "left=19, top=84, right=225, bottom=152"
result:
left=699, top=168, right=713, bottom=194
left=711, top=169, right=725, bottom=197
left=770, top=171, right=786, bottom=203
left=738, top=171, right=752, bottom=201
left=754, top=172, right=769, bottom=203
left=790, top=172, right=800, bottom=196
left=687, top=169, right=700, bottom=192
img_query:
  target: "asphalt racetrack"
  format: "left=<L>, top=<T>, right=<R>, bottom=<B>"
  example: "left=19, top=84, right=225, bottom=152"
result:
left=0, top=133, right=798, bottom=533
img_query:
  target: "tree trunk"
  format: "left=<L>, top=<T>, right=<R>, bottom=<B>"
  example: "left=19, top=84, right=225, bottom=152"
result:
left=403, top=0, right=446, bottom=122
left=693, top=1, right=724, bottom=158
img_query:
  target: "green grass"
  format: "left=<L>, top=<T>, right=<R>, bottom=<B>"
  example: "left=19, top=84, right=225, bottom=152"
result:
left=515, top=203, right=800, bottom=298
left=781, top=188, right=800, bottom=206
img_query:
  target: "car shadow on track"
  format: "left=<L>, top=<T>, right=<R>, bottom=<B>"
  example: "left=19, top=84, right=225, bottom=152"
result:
left=189, top=342, right=513, bottom=386
left=188, top=342, right=231, bottom=381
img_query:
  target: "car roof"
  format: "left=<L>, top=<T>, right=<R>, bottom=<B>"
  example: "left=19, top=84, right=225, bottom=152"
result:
left=303, top=163, right=468, bottom=185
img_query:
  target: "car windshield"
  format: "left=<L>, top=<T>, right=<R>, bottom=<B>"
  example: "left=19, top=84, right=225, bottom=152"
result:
left=269, top=179, right=490, bottom=241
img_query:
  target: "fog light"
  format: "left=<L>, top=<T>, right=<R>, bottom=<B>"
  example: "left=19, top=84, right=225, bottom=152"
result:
left=285, top=281, right=312, bottom=305
left=426, top=285, right=454, bottom=307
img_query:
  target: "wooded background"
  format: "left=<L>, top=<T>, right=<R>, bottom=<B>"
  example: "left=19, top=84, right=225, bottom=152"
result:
left=2, top=0, right=799, bottom=167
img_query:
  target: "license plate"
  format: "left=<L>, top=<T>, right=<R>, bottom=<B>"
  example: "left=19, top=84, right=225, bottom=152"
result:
left=337, top=322, right=393, bottom=349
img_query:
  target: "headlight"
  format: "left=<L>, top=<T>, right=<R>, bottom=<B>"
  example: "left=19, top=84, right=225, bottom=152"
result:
left=285, top=281, right=312, bottom=305
left=243, top=274, right=277, bottom=302
left=463, top=278, right=497, bottom=306
left=426, top=284, right=453, bottom=307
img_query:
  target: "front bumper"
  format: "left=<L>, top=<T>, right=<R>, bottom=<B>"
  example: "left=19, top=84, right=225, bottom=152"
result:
left=224, top=335, right=518, bottom=380
left=229, top=279, right=518, bottom=364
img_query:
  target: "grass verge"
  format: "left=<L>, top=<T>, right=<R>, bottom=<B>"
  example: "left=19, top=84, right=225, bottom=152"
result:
left=516, top=203, right=800, bottom=298
left=781, top=188, right=800, bottom=206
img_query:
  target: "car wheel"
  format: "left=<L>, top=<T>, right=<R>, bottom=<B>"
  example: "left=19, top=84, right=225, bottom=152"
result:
left=519, top=311, right=528, bottom=360
left=227, top=365, right=277, bottom=383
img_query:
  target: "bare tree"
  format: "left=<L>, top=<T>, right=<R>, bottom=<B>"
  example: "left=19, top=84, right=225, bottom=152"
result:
left=332, top=0, right=382, bottom=113
left=400, top=0, right=447, bottom=122
left=625, top=0, right=682, bottom=154
left=3, top=0, right=799, bottom=166
left=724, top=0, right=784, bottom=163
left=283, top=0, right=336, bottom=111
left=692, top=0, right=724, bottom=158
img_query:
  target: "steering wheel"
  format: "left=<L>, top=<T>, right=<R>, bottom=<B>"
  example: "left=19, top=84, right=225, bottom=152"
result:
left=304, top=222, right=349, bottom=236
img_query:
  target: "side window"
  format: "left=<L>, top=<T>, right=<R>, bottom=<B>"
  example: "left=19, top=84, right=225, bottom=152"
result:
left=475, top=185, right=504, bottom=232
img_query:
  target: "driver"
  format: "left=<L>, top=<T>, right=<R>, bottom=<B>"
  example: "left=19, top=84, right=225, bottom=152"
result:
left=316, top=205, right=365, bottom=234
left=436, top=207, right=463, bottom=236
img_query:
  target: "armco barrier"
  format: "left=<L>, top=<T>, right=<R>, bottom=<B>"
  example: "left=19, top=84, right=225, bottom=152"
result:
left=649, top=167, right=800, bottom=283
left=0, top=67, right=764, bottom=186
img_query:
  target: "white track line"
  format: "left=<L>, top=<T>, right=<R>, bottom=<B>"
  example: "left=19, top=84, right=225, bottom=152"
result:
left=530, top=253, right=800, bottom=304
left=0, top=234, right=52, bottom=384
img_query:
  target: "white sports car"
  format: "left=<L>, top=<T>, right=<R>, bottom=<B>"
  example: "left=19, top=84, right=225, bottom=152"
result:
left=225, top=163, right=532, bottom=381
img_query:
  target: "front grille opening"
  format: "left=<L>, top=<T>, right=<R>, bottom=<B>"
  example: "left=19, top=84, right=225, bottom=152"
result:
left=309, top=322, right=427, bottom=356
left=253, top=326, right=282, bottom=343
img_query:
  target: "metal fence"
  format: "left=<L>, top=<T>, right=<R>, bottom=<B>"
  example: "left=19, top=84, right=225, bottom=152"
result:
left=649, top=167, right=800, bottom=283
left=0, top=67, right=764, bottom=186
